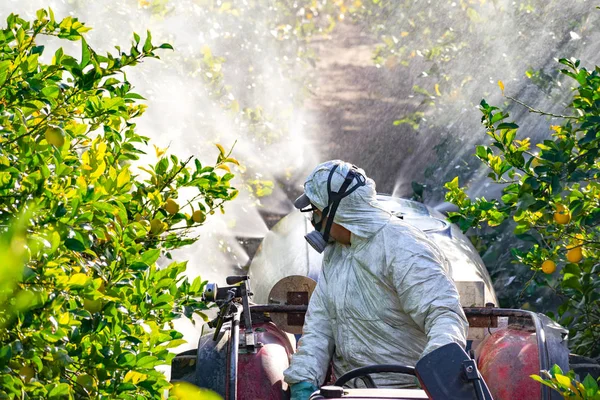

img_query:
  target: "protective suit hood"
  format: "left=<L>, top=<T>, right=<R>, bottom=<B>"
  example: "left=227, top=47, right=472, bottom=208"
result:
left=302, top=160, right=391, bottom=239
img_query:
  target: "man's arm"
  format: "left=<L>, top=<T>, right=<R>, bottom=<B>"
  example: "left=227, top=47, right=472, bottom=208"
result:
left=392, top=235, right=468, bottom=357
left=284, top=275, right=335, bottom=387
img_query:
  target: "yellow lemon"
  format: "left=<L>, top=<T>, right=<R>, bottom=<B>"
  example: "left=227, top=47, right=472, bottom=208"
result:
left=566, top=247, right=583, bottom=263
left=164, top=198, right=180, bottom=215
left=45, top=126, right=65, bottom=147
left=83, top=298, right=103, bottom=313
left=18, top=365, right=35, bottom=383
left=541, top=260, right=556, bottom=274
left=76, top=374, right=96, bottom=394
left=150, top=218, right=165, bottom=234
left=553, top=204, right=571, bottom=225
left=192, top=210, right=206, bottom=224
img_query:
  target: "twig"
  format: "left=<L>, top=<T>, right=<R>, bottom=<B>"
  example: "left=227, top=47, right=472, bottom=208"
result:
left=506, top=96, right=578, bottom=120
left=518, top=270, right=538, bottom=303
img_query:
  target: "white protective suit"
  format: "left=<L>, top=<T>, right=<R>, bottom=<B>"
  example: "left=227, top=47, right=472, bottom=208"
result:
left=283, top=160, right=468, bottom=388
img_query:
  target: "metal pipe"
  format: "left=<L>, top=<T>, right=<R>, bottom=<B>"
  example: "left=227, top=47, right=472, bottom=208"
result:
left=228, top=306, right=241, bottom=400
left=250, top=305, right=308, bottom=313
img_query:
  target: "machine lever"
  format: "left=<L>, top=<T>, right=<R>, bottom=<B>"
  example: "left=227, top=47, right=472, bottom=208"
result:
left=226, top=275, right=249, bottom=285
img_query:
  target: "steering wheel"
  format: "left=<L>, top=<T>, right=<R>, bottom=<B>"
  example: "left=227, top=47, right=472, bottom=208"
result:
left=334, top=364, right=416, bottom=388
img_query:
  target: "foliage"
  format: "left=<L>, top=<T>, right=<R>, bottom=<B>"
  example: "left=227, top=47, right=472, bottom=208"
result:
left=351, top=0, right=594, bottom=124
left=532, top=364, right=600, bottom=399
left=0, top=9, right=238, bottom=398
left=444, top=58, right=600, bottom=357
left=170, top=382, right=222, bottom=400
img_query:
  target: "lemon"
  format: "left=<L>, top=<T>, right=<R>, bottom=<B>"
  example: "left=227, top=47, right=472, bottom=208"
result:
left=164, top=198, right=179, bottom=215
left=18, top=365, right=34, bottom=383
left=566, top=246, right=583, bottom=263
left=44, top=126, right=65, bottom=147
left=192, top=210, right=206, bottom=224
left=541, top=259, right=556, bottom=274
left=83, top=298, right=103, bottom=313
left=76, top=374, right=96, bottom=394
left=150, top=218, right=165, bottom=234
left=553, top=204, right=571, bottom=225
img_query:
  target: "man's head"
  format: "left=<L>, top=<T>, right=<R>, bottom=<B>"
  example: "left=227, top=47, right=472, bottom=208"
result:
left=294, top=160, right=391, bottom=252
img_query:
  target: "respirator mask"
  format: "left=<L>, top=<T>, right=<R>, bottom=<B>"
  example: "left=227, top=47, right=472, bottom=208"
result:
left=295, top=164, right=366, bottom=253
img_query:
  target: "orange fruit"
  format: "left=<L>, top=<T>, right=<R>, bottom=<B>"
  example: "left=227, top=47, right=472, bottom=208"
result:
left=541, top=260, right=556, bottom=274
left=553, top=204, right=571, bottom=225
left=566, top=247, right=583, bottom=263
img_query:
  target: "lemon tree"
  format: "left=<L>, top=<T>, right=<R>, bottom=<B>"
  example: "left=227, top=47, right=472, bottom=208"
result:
left=0, top=10, right=237, bottom=398
left=444, top=58, right=600, bottom=357
left=532, top=364, right=600, bottom=400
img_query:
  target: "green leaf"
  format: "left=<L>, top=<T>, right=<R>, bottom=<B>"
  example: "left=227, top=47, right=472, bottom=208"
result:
left=140, top=249, right=161, bottom=265
left=42, top=85, right=60, bottom=98
left=0, top=344, right=12, bottom=364
left=124, top=92, right=146, bottom=100
left=497, top=122, right=519, bottom=130
left=136, top=355, right=158, bottom=368
left=0, top=60, right=12, bottom=86
left=582, top=374, right=598, bottom=392
left=49, top=383, right=71, bottom=398
left=80, top=37, right=91, bottom=68
left=158, top=43, right=174, bottom=50
left=117, top=352, right=136, bottom=367
left=143, top=30, right=153, bottom=52
left=68, top=273, right=89, bottom=288
left=64, top=238, right=86, bottom=252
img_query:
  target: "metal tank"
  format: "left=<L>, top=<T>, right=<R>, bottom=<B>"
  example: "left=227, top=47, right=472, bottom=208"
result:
left=248, top=195, right=498, bottom=309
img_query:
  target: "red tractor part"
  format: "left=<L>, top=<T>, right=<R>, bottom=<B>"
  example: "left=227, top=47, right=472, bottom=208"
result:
left=467, top=308, right=570, bottom=400
left=477, top=328, right=540, bottom=399
left=237, top=321, right=295, bottom=400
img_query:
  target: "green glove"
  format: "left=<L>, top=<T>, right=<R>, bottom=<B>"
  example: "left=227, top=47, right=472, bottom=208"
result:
left=290, top=381, right=319, bottom=400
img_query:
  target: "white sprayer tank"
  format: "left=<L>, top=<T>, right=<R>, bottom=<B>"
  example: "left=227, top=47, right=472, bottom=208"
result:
left=248, top=195, right=498, bottom=309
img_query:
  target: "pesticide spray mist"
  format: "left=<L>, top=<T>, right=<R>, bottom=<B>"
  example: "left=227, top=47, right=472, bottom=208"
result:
left=2, top=0, right=600, bottom=355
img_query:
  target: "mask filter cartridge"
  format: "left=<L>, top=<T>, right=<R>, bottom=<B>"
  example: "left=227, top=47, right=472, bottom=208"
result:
left=305, top=230, right=329, bottom=254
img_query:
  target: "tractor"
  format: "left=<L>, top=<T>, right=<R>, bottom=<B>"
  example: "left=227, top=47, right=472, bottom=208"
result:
left=170, top=196, right=583, bottom=399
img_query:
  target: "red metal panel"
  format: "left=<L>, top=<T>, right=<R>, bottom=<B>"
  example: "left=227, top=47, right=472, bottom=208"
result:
left=476, top=328, right=541, bottom=400
left=237, top=322, right=294, bottom=400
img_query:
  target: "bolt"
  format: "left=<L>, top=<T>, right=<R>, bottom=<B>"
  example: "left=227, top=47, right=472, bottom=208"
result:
left=466, top=366, right=474, bottom=373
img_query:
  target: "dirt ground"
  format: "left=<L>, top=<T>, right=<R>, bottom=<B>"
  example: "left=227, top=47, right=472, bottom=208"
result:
left=301, top=22, right=438, bottom=196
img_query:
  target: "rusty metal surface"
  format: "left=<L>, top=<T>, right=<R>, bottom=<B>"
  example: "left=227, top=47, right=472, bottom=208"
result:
left=267, top=275, right=316, bottom=334
left=467, top=315, right=498, bottom=328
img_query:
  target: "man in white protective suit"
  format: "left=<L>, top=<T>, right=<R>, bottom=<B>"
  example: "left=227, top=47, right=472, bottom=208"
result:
left=283, top=160, right=469, bottom=400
